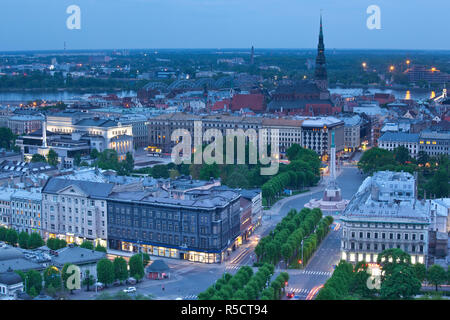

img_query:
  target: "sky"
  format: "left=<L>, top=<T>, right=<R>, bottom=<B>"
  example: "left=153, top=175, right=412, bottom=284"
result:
left=0, top=0, right=447, bottom=51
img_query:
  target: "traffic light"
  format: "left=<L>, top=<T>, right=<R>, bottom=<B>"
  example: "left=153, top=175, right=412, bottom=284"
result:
left=298, top=259, right=302, bottom=264
left=284, top=281, right=288, bottom=286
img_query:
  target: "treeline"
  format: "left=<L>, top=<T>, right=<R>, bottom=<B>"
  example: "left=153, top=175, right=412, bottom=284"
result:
left=79, top=149, right=135, bottom=176
left=262, top=144, right=320, bottom=206
left=0, top=227, right=44, bottom=249
left=358, top=147, right=449, bottom=198
left=198, top=264, right=275, bottom=300
left=254, top=208, right=333, bottom=268
left=316, top=249, right=450, bottom=300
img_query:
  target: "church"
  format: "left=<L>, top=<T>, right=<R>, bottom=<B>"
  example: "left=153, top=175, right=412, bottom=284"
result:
left=267, top=16, right=338, bottom=116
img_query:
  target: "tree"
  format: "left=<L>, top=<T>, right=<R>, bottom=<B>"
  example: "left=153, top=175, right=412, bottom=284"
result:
left=6, top=228, right=18, bottom=246
left=413, top=263, right=427, bottom=283
left=80, top=240, right=94, bottom=250
left=31, top=153, right=47, bottom=163
left=96, top=258, right=115, bottom=287
left=129, top=254, right=145, bottom=281
left=47, top=149, right=59, bottom=166
left=95, top=244, right=107, bottom=253
left=18, top=231, right=30, bottom=249
left=25, top=270, right=42, bottom=296
left=90, top=148, right=99, bottom=159
left=0, top=127, right=16, bottom=150
left=28, top=232, right=44, bottom=249
left=281, top=243, right=292, bottom=268
left=141, top=253, right=150, bottom=267
left=113, top=257, right=129, bottom=282
left=427, top=264, right=447, bottom=292
left=43, top=266, right=62, bottom=290
left=83, top=270, right=95, bottom=291
left=425, top=169, right=449, bottom=198
left=393, top=146, right=410, bottom=164
left=380, top=264, right=421, bottom=299
left=0, top=227, right=7, bottom=241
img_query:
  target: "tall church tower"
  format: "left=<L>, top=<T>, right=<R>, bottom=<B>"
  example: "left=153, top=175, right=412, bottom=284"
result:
left=314, top=15, right=328, bottom=92
left=250, top=45, right=255, bottom=65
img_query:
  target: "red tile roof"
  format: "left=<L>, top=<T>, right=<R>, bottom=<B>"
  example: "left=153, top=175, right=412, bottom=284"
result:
left=230, top=94, right=266, bottom=112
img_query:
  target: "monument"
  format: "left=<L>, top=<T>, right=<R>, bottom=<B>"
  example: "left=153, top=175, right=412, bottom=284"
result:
left=305, top=131, right=349, bottom=212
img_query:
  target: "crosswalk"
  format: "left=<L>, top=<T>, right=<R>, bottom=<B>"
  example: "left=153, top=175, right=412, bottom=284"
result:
left=288, top=288, right=310, bottom=295
left=225, top=264, right=241, bottom=271
left=300, top=270, right=332, bottom=276
left=183, top=295, right=198, bottom=300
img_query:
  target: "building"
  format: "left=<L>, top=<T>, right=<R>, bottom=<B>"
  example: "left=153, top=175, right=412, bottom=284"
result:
left=407, top=65, right=450, bottom=84
left=106, top=189, right=241, bottom=264
left=145, top=259, right=170, bottom=280
left=261, top=118, right=303, bottom=154
left=0, top=188, right=15, bottom=228
left=378, top=132, right=420, bottom=158
left=301, top=117, right=344, bottom=159
left=430, top=198, right=450, bottom=233
left=341, top=115, right=362, bottom=153
left=10, top=188, right=43, bottom=236
left=45, top=111, right=133, bottom=161
left=7, top=115, right=43, bottom=135
left=418, top=131, right=450, bottom=157
left=117, top=114, right=149, bottom=150
left=341, top=171, right=430, bottom=265
left=52, top=245, right=106, bottom=281
left=267, top=17, right=334, bottom=115
left=0, top=268, right=24, bottom=298
left=41, top=177, right=113, bottom=247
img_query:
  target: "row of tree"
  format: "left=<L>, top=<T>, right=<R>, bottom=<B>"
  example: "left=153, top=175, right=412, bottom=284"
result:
left=254, top=208, right=331, bottom=268
left=198, top=264, right=276, bottom=300
left=0, top=227, right=44, bottom=249
left=316, top=249, right=450, bottom=300
left=96, top=253, right=150, bottom=288
left=262, top=145, right=321, bottom=206
left=261, top=272, right=289, bottom=300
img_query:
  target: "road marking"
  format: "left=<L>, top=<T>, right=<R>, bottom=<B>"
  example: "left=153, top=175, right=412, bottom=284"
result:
left=183, top=295, right=198, bottom=300
left=301, top=270, right=332, bottom=276
left=289, top=288, right=310, bottom=294
left=225, top=265, right=241, bottom=271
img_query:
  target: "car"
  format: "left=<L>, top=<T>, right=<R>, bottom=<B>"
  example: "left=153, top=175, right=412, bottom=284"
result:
left=93, top=282, right=104, bottom=291
left=113, top=280, right=121, bottom=287
left=126, top=277, right=137, bottom=285
left=123, top=287, right=137, bottom=293
left=286, top=292, right=295, bottom=299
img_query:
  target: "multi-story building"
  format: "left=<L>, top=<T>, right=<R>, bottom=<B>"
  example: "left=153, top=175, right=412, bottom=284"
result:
left=378, top=132, right=420, bottom=158
left=7, top=115, right=43, bottom=135
left=341, top=115, right=362, bottom=153
left=42, top=177, right=113, bottom=247
left=261, top=119, right=303, bottom=154
left=341, top=171, right=430, bottom=265
left=10, top=189, right=42, bottom=236
left=418, top=131, right=450, bottom=157
left=106, top=189, right=241, bottom=264
left=429, top=198, right=450, bottom=233
left=0, top=188, right=15, bottom=228
left=45, top=111, right=133, bottom=160
left=117, top=114, right=149, bottom=150
left=301, top=117, right=344, bottom=159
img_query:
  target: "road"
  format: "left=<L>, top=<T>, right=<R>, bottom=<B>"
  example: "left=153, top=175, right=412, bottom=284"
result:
left=73, top=165, right=365, bottom=300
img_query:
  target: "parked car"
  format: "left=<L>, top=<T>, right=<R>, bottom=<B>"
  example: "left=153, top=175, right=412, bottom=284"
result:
left=286, top=292, right=295, bottom=299
left=93, top=282, right=104, bottom=291
left=126, top=277, right=137, bottom=285
left=113, top=280, right=121, bottom=287
left=123, top=287, right=136, bottom=293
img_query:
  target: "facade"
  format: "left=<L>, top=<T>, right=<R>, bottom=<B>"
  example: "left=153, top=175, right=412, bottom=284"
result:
left=341, top=115, right=362, bottom=152
left=378, top=132, right=420, bottom=158
left=429, top=198, right=450, bottom=233
left=117, top=114, right=149, bottom=150
left=10, top=189, right=42, bottom=236
left=106, top=190, right=241, bottom=264
left=301, top=117, right=344, bottom=158
left=7, top=115, right=43, bottom=135
left=418, top=131, right=450, bottom=157
left=0, top=188, right=15, bottom=228
left=261, top=119, right=303, bottom=154
left=45, top=111, right=133, bottom=160
left=341, top=171, right=430, bottom=265
left=42, top=178, right=113, bottom=247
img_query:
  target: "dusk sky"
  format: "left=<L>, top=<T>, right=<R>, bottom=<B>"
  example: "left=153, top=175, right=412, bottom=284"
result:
left=0, top=0, right=447, bottom=51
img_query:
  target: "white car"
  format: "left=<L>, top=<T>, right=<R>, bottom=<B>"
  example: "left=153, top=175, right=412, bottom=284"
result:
left=123, top=287, right=137, bottom=293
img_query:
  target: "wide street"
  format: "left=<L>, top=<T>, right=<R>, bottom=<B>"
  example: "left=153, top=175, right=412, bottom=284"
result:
left=73, top=162, right=365, bottom=300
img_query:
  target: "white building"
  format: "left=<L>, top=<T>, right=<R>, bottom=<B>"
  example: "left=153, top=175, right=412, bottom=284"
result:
left=10, top=188, right=43, bottom=236
left=378, top=132, right=420, bottom=158
left=429, top=198, right=450, bottom=233
left=341, top=171, right=430, bottom=265
left=42, top=177, right=113, bottom=247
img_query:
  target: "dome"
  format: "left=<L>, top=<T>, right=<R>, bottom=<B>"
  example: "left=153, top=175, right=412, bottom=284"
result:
left=0, top=268, right=23, bottom=285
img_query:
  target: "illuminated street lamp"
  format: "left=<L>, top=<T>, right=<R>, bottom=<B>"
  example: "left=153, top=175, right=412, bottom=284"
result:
left=362, top=62, right=367, bottom=68
left=389, top=65, right=395, bottom=72
left=406, top=59, right=411, bottom=65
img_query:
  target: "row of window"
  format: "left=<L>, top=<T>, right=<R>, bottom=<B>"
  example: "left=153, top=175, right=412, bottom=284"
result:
left=347, top=231, right=425, bottom=241
left=347, top=241, right=424, bottom=253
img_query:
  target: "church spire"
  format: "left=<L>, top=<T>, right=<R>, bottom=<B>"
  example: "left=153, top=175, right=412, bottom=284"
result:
left=314, top=14, right=328, bottom=91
